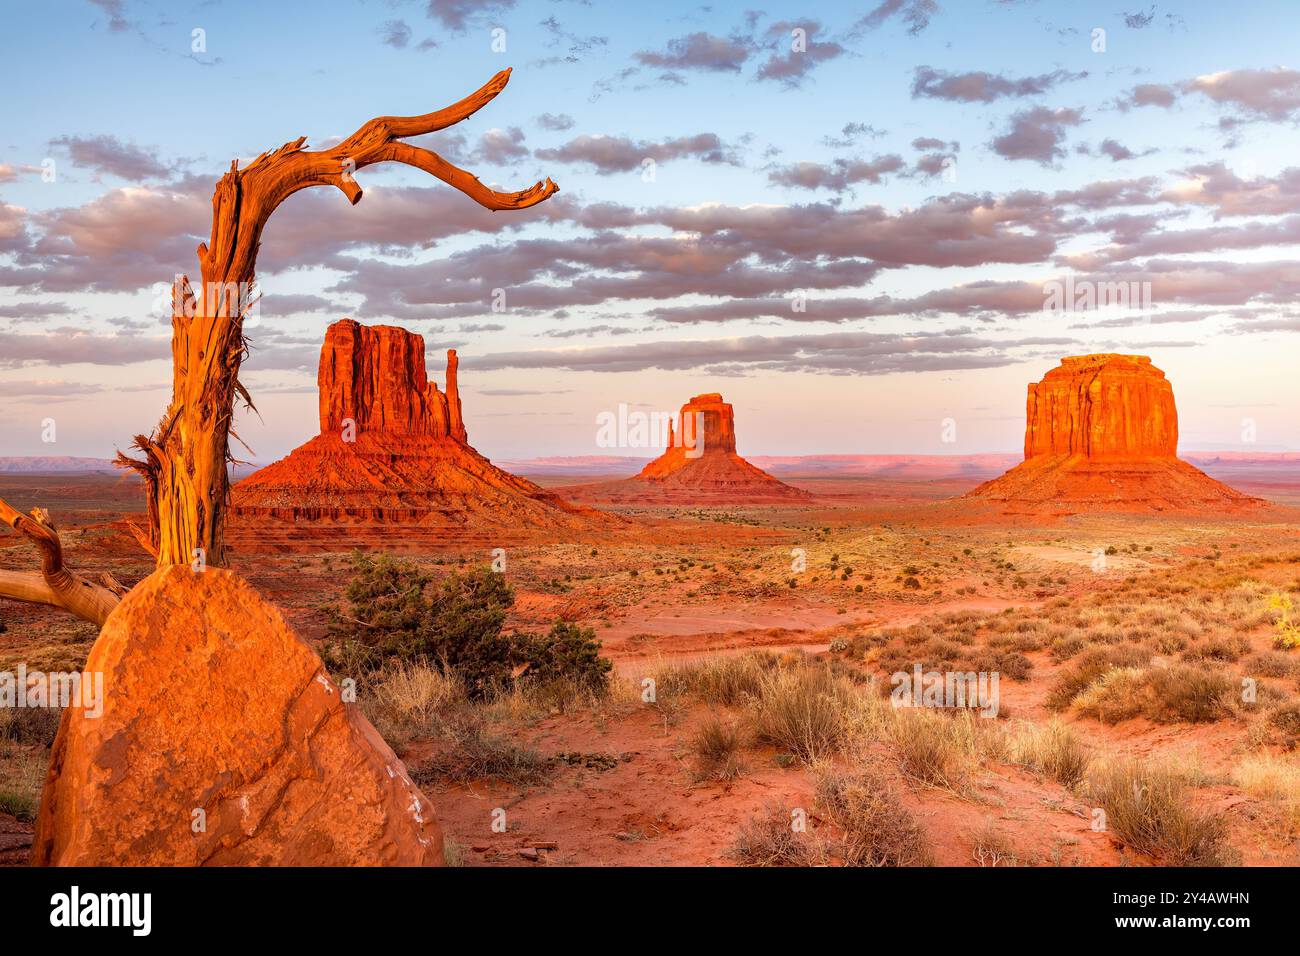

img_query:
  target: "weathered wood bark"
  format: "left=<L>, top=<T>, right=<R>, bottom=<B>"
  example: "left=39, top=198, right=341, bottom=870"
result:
left=0, top=498, right=126, bottom=626
left=118, top=68, right=558, bottom=568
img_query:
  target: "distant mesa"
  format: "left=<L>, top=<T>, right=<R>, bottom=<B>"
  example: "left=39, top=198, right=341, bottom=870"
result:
left=567, top=392, right=811, bottom=504
left=966, top=354, right=1261, bottom=513
left=0, top=457, right=116, bottom=473
left=230, top=319, right=614, bottom=549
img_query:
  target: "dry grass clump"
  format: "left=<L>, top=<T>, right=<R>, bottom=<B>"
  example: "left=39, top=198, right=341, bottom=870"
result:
left=969, top=820, right=1027, bottom=866
left=1245, top=651, right=1299, bottom=679
left=1266, top=701, right=1300, bottom=747
left=1182, top=634, right=1250, bottom=663
left=1084, top=759, right=1237, bottom=866
left=1072, top=664, right=1234, bottom=725
left=1008, top=719, right=1090, bottom=788
left=814, top=766, right=932, bottom=866
left=690, top=713, right=746, bottom=782
left=0, top=739, right=45, bottom=822
left=0, top=706, right=62, bottom=747
left=1235, top=753, right=1300, bottom=829
left=731, top=803, right=824, bottom=866
left=658, top=651, right=778, bottom=707
left=888, top=708, right=999, bottom=791
left=412, top=713, right=554, bottom=787
left=749, top=663, right=857, bottom=763
left=376, top=660, right=463, bottom=714
left=1045, top=646, right=1153, bottom=712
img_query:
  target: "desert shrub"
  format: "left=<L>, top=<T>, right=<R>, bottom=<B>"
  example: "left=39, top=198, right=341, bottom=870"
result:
left=0, top=706, right=62, bottom=747
left=690, top=713, right=746, bottom=782
left=0, top=743, right=48, bottom=823
left=1268, top=593, right=1300, bottom=649
left=814, top=766, right=931, bottom=866
left=731, top=803, right=823, bottom=866
left=1151, top=631, right=1189, bottom=655
left=516, top=622, right=612, bottom=692
left=970, top=649, right=1032, bottom=681
left=750, top=664, right=853, bottom=762
left=1072, top=668, right=1146, bottom=723
left=1049, top=634, right=1088, bottom=662
left=325, top=553, right=608, bottom=698
left=1182, top=634, right=1249, bottom=663
left=0, top=788, right=37, bottom=822
left=1246, top=651, right=1298, bottom=678
left=1144, top=665, right=1235, bottom=722
left=1268, top=702, right=1300, bottom=747
left=1045, top=646, right=1153, bottom=711
left=1009, top=720, right=1090, bottom=788
left=1084, top=759, right=1237, bottom=866
left=1073, top=664, right=1232, bottom=725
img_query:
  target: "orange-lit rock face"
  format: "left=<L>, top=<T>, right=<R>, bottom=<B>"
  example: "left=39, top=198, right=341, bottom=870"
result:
left=31, top=566, right=444, bottom=866
left=232, top=319, right=614, bottom=545
left=966, top=354, right=1259, bottom=513
left=318, top=318, right=460, bottom=439
left=640, top=392, right=737, bottom=478
left=625, top=392, right=809, bottom=501
left=1024, top=354, right=1178, bottom=461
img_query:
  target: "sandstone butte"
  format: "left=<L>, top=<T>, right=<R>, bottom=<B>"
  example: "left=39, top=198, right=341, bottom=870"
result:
left=966, top=354, right=1261, bottom=512
left=230, top=318, right=613, bottom=549
left=576, top=393, right=811, bottom=504
left=32, top=566, right=443, bottom=866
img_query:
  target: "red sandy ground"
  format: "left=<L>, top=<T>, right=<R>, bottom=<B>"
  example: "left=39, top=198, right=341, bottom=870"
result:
left=3, top=459, right=1300, bottom=866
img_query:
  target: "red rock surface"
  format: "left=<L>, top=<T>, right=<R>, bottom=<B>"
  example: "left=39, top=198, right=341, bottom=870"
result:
left=231, top=319, right=614, bottom=548
left=967, top=354, right=1260, bottom=512
left=571, top=393, right=810, bottom=504
left=31, top=565, right=443, bottom=866
left=1023, top=354, right=1178, bottom=460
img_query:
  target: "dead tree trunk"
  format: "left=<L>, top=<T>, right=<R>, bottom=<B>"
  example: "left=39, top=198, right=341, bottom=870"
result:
left=117, top=68, right=557, bottom=569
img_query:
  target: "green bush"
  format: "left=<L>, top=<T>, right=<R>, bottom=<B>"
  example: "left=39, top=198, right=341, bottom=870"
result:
left=324, top=552, right=609, bottom=697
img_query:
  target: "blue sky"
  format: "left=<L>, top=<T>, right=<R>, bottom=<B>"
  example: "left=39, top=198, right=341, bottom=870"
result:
left=3, top=0, right=1300, bottom=460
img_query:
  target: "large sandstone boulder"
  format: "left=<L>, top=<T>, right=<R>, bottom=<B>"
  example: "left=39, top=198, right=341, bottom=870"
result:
left=31, top=566, right=444, bottom=866
left=967, top=354, right=1260, bottom=513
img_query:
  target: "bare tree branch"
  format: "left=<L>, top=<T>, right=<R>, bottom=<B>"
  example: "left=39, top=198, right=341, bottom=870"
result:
left=0, top=498, right=124, bottom=626
left=121, top=67, right=558, bottom=569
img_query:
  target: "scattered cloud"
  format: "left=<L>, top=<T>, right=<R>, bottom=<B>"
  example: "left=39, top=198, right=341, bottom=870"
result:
left=634, top=32, right=752, bottom=73
left=534, top=133, right=740, bottom=173
left=378, top=20, right=412, bottom=49
left=768, top=155, right=906, bottom=191
left=424, top=0, right=515, bottom=32
left=853, top=0, right=941, bottom=36
left=536, top=112, right=575, bottom=132
left=49, top=134, right=178, bottom=182
left=911, top=66, right=1087, bottom=102
left=990, top=106, right=1086, bottom=164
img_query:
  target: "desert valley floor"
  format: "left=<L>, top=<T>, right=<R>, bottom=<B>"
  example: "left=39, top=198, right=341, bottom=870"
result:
left=4, top=458, right=1300, bottom=867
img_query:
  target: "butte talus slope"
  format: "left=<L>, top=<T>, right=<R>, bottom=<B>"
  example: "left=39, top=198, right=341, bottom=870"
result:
left=574, top=393, right=811, bottom=504
left=231, top=319, right=611, bottom=547
left=965, top=354, right=1261, bottom=513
